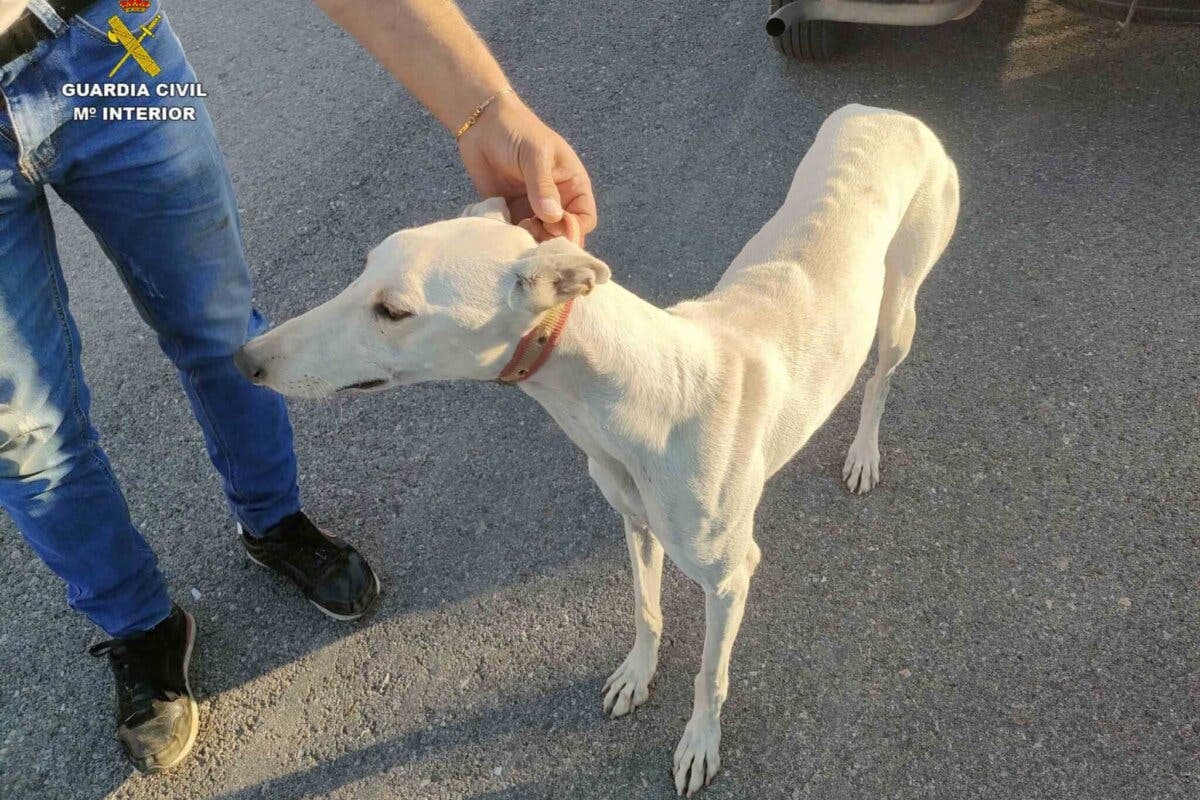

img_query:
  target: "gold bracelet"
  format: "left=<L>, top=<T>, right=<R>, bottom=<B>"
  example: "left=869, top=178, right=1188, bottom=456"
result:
left=453, top=88, right=514, bottom=141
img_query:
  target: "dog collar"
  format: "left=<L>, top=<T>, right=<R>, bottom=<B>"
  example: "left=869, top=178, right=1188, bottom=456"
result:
left=497, top=299, right=575, bottom=384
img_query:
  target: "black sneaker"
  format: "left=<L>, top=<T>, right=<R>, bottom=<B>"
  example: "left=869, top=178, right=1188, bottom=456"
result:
left=88, top=605, right=198, bottom=773
left=241, top=511, right=380, bottom=621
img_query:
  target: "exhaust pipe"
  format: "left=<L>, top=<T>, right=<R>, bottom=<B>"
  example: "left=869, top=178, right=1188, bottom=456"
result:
left=767, top=0, right=983, bottom=35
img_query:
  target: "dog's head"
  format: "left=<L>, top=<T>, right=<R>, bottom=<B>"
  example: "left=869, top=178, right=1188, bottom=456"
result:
left=234, top=198, right=610, bottom=397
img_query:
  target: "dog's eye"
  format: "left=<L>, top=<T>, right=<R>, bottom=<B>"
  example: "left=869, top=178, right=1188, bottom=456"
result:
left=374, top=302, right=412, bottom=322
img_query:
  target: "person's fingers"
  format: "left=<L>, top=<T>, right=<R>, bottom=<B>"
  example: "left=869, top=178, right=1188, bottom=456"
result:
left=461, top=117, right=595, bottom=242
left=517, top=217, right=550, bottom=241
left=564, top=195, right=596, bottom=238
left=558, top=170, right=597, bottom=236
left=522, top=146, right=565, bottom=224
left=551, top=144, right=596, bottom=231
left=511, top=181, right=590, bottom=240
left=566, top=213, right=583, bottom=246
left=543, top=212, right=582, bottom=246
left=507, top=195, right=535, bottom=224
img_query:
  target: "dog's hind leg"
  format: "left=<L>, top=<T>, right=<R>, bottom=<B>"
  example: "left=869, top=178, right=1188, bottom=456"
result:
left=604, top=516, right=664, bottom=718
left=842, top=295, right=917, bottom=494
left=843, top=155, right=958, bottom=495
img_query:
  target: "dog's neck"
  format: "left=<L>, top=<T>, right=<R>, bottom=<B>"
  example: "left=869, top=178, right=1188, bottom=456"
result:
left=515, top=282, right=717, bottom=445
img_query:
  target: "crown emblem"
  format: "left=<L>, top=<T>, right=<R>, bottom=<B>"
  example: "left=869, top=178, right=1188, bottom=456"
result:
left=118, top=0, right=151, bottom=12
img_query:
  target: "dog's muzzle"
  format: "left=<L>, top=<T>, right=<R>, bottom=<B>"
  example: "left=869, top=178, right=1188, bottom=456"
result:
left=233, top=346, right=268, bottom=385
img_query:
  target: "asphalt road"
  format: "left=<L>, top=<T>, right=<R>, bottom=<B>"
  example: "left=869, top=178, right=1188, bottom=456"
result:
left=1, top=1, right=1198, bottom=798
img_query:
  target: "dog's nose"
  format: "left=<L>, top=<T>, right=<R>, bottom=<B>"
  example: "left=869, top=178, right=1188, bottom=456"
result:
left=234, top=346, right=268, bottom=384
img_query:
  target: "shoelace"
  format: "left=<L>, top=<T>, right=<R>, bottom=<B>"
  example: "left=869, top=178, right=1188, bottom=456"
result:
left=284, top=517, right=346, bottom=577
left=88, top=639, right=167, bottom=726
left=306, top=537, right=347, bottom=579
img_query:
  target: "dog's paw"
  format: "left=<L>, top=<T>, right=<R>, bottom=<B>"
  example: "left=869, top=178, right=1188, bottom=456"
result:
left=842, top=439, right=881, bottom=494
left=673, top=715, right=721, bottom=796
left=602, top=648, right=656, bottom=718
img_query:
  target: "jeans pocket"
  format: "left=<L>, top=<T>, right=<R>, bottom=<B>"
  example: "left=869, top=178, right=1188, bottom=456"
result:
left=69, top=0, right=164, bottom=43
left=63, top=4, right=190, bottom=89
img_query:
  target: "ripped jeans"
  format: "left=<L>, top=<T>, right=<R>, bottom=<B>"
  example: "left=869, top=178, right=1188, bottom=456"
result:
left=0, top=2, right=299, bottom=637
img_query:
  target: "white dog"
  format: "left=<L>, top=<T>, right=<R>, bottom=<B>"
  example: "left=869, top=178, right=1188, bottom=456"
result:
left=235, top=105, right=959, bottom=795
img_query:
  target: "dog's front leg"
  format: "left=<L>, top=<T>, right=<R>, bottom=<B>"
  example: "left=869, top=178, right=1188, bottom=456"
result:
left=673, top=550, right=756, bottom=796
left=603, top=516, right=664, bottom=717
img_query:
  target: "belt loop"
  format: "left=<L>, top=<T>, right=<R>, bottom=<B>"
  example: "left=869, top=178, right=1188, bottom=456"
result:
left=26, top=0, right=69, bottom=36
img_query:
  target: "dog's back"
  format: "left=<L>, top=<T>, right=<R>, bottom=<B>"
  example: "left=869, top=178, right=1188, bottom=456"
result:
left=680, top=104, right=959, bottom=473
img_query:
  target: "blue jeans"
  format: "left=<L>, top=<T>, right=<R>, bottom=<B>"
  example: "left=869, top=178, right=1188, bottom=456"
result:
left=0, top=1, right=300, bottom=637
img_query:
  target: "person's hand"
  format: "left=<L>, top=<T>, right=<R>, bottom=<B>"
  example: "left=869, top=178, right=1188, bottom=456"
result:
left=457, top=92, right=596, bottom=245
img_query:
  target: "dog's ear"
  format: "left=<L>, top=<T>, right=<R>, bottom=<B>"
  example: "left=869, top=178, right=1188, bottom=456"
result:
left=511, top=238, right=611, bottom=311
left=460, top=196, right=511, bottom=223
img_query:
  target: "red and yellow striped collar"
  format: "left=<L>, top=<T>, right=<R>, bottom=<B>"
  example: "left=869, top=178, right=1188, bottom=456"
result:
left=497, top=300, right=575, bottom=384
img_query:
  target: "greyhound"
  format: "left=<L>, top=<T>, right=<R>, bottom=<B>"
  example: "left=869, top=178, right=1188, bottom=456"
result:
left=235, top=104, right=959, bottom=795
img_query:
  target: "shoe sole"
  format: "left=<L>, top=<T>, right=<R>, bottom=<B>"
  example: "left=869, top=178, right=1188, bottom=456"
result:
left=240, top=525, right=382, bottom=621
left=135, top=610, right=199, bottom=774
